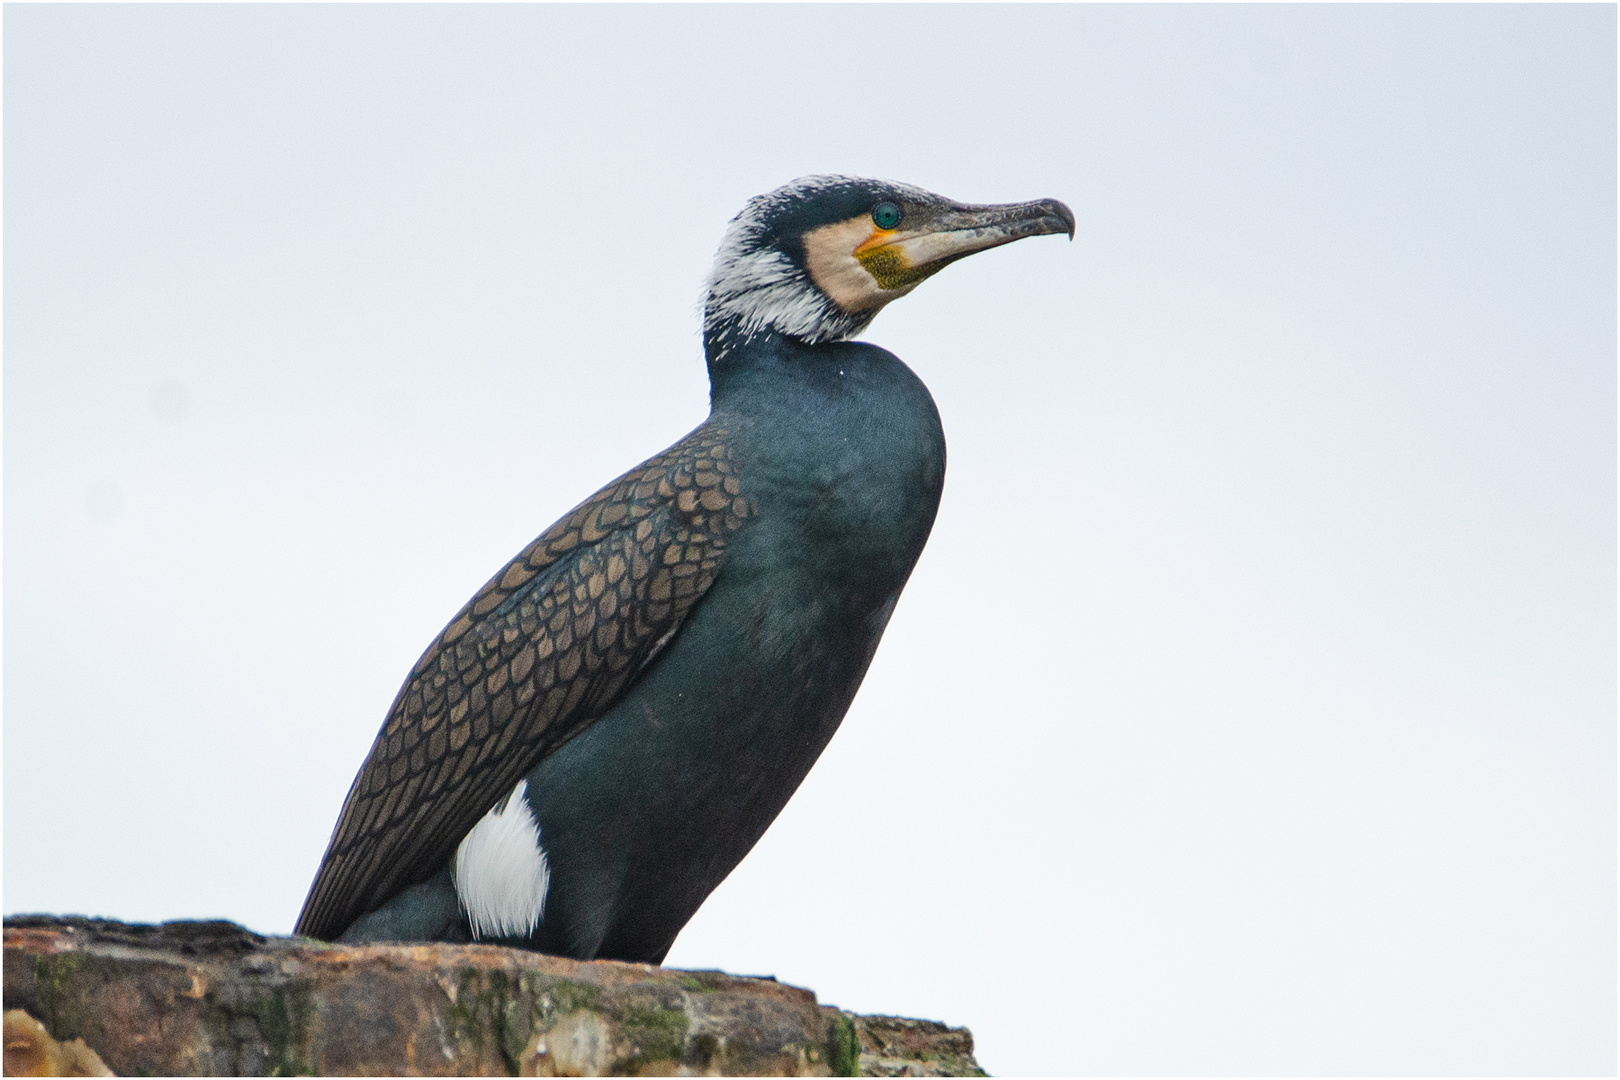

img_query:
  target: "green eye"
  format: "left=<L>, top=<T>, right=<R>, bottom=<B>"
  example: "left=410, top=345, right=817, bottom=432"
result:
left=871, top=202, right=903, bottom=230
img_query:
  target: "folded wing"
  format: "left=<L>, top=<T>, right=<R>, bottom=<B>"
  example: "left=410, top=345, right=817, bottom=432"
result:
left=295, top=422, right=752, bottom=940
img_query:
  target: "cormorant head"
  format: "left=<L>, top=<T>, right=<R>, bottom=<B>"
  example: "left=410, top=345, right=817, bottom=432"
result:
left=703, top=175, right=1074, bottom=359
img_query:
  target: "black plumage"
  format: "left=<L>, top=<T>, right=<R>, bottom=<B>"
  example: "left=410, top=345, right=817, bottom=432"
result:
left=296, top=175, right=1072, bottom=961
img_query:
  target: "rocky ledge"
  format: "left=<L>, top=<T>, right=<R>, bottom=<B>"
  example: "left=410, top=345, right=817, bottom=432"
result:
left=3, top=916, right=983, bottom=1077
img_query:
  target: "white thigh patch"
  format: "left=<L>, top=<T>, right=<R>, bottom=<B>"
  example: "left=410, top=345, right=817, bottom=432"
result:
left=453, top=779, right=550, bottom=940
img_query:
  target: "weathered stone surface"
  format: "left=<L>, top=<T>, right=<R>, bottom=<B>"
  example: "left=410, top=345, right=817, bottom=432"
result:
left=4, top=917, right=984, bottom=1077
left=841, top=1017, right=982, bottom=1079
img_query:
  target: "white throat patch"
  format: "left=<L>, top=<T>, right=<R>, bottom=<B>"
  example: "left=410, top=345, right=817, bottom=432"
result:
left=704, top=234, right=860, bottom=346
left=802, top=216, right=921, bottom=315
left=453, top=778, right=550, bottom=941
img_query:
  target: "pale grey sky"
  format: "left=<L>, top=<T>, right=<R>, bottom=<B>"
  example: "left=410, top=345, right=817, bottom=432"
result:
left=5, top=5, right=1614, bottom=1074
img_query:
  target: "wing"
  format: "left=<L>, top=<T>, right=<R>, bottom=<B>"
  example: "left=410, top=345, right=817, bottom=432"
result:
left=294, top=421, right=752, bottom=940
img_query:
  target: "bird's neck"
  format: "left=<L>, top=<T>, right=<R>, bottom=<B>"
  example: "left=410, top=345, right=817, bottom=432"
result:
left=701, top=283, right=876, bottom=375
left=703, top=330, right=911, bottom=423
left=708, top=323, right=887, bottom=406
left=703, top=322, right=804, bottom=391
left=702, top=314, right=800, bottom=365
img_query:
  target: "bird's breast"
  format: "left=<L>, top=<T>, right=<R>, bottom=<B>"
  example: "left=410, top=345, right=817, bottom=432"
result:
left=682, top=352, right=944, bottom=704
left=718, top=345, right=946, bottom=599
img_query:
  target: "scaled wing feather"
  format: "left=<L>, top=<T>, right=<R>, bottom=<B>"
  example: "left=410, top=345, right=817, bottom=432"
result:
left=294, top=423, right=752, bottom=940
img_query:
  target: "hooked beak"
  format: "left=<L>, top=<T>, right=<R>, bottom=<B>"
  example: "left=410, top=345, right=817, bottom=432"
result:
left=854, top=197, right=1075, bottom=289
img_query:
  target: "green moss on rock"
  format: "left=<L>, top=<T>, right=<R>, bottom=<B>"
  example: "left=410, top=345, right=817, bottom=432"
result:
left=252, top=985, right=315, bottom=1077
left=831, top=1012, right=861, bottom=1077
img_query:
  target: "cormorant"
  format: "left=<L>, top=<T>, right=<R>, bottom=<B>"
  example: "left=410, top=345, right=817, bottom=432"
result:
left=295, top=175, right=1073, bottom=962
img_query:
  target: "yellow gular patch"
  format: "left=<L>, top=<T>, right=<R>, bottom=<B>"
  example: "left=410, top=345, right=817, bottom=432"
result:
left=804, top=215, right=922, bottom=314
